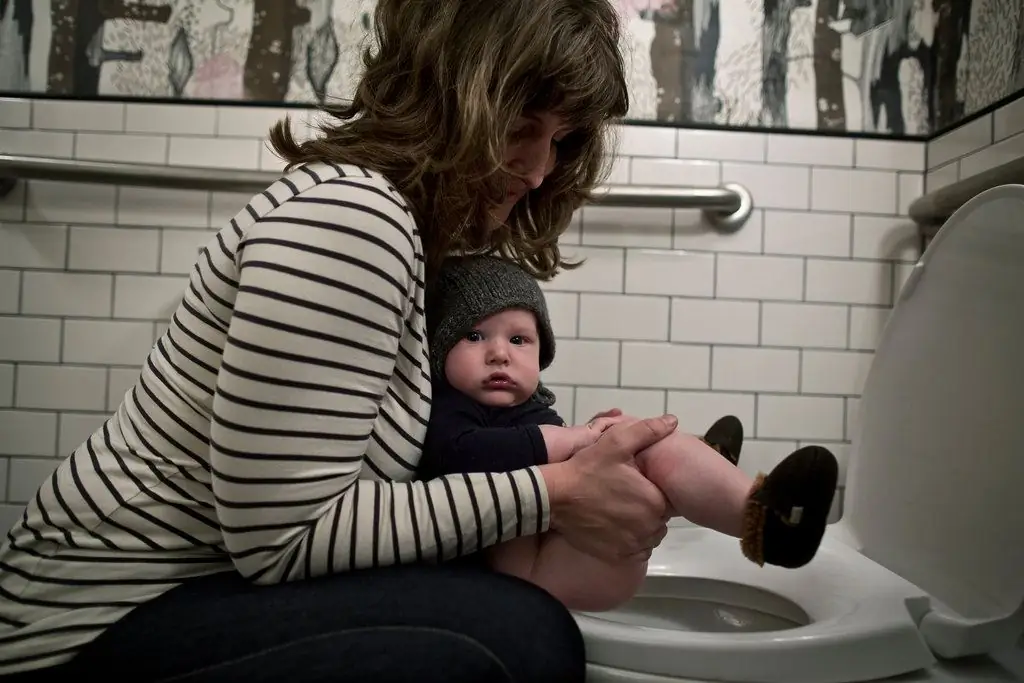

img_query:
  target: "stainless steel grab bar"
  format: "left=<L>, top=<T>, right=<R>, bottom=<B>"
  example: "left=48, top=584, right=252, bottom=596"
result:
left=909, top=156, right=1024, bottom=239
left=0, top=154, right=754, bottom=233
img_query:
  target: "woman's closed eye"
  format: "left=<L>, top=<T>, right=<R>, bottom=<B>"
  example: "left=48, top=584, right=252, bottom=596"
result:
left=508, top=124, right=531, bottom=143
left=509, top=119, right=575, bottom=148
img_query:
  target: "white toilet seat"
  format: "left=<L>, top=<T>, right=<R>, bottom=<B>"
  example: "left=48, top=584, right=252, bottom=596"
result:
left=575, top=527, right=936, bottom=683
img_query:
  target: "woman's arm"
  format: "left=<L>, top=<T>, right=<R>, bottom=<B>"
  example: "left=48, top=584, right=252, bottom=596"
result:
left=210, top=176, right=549, bottom=584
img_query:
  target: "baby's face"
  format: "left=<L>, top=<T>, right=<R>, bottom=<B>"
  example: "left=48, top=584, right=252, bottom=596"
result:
left=444, top=308, right=542, bottom=408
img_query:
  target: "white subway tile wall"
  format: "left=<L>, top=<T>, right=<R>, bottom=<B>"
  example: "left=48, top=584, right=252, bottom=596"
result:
left=926, top=94, right=1024, bottom=191
left=0, top=98, right=927, bottom=532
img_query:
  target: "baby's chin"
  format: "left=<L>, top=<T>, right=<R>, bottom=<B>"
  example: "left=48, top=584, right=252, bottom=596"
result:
left=473, top=388, right=533, bottom=408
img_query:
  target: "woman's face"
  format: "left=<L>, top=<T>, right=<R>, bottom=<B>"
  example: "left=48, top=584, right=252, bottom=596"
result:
left=491, top=111, right=573, bottom=224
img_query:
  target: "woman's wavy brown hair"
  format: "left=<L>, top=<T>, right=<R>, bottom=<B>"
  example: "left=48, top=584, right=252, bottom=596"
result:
left=268, top=0, right=628, bottom=281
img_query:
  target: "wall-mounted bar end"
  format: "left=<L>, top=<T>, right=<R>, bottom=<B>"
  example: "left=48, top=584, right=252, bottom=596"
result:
left=708, top=182, right=754, bottom=234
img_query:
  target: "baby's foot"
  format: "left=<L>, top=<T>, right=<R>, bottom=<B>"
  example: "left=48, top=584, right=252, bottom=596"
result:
left=740, top=446, right=839, bottom=569
left=702, top=415, right=743, bottom=466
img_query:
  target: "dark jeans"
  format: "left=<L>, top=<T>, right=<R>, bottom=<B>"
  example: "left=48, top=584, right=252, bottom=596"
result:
left=6, top=562, right=586, bottom=683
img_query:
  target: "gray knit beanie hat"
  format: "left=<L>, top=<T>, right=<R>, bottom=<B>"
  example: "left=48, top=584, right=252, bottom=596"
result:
left=427, top=255, right=557, bottom=406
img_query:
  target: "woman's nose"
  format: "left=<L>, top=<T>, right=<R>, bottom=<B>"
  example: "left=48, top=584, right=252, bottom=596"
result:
left=510, top=139, right=554, bottom=189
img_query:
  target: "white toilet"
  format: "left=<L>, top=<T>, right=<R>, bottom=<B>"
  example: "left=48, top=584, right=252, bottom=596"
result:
left=574, top=185, right=1024, bottom=682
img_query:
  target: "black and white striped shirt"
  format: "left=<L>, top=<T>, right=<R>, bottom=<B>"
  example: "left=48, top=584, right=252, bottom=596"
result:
left=0, top=163, right=549, bottom=674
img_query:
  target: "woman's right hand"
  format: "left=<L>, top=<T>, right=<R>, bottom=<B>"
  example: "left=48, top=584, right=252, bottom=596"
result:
left=541, top=415, right=678, bottom=563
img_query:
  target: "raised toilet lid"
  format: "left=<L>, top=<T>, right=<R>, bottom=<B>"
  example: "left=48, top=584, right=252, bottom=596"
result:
left=842, top=184, right=1024, bottom=655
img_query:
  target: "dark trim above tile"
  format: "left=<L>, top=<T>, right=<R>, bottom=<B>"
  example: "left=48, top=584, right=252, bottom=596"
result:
left=5, top=90, right=1024, bottom=143
left=928, top=91, right=1024, bottom=140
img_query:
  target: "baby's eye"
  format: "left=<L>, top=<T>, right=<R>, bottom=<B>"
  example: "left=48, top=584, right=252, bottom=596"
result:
left=465, top=330, right=483, bottom=342
left=510, top=335, right=528, bottom=345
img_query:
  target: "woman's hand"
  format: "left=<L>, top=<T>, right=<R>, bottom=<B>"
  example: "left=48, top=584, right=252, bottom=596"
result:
left=541, top=415, right=677, bottom=563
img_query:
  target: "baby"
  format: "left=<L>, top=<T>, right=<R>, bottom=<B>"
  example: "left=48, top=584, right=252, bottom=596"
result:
left=421, top=255, right=839, bottom=611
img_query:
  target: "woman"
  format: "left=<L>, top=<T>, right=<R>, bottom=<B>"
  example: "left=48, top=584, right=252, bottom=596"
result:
left=0, top=1, right=677, bottom=681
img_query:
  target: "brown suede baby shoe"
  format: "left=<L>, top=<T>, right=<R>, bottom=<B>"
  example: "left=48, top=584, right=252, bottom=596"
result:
left=741, top=445, right=839, bottom=569
left=702, top=415, right=744, bottom=466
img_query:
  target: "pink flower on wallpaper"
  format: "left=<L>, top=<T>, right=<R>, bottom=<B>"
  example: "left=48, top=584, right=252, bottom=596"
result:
left=191, top=54, right=244, bottom=100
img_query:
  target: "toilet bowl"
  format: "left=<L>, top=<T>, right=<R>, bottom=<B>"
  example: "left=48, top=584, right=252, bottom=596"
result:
left=574, top=185, right=1024, bottom=682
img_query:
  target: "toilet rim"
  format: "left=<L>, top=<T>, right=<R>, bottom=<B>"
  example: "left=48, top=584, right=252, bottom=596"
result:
left=574, top=591, right=925, bottom=645
left=571, top=526, right=945, bottom=683
left=575, top=592, right=938, bottom=683
left=621, top=526, right=931, bottom=620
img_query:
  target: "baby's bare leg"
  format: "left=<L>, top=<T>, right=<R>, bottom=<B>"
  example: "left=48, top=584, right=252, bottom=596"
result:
left=636, top=430, right=752, bottom=537
left=629, top=423, right=838, bottom=569
left=487, top=533, right=646, bottom=612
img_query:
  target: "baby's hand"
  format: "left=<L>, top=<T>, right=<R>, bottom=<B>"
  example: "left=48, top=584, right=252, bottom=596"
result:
left=582, top=412, right=648, bottom=471
left=587, top=410, right=643, bottom=431
left=564, top=414, right=628, bottom=455
left=539, top=411, right=640, bottom=464
left=539, top=423, right=608, bottom=463
left=572, top=424, right=605, bottom=449
left=561, top=425, right=605, bottom=462
left=585, top=414, right=627, bottom=434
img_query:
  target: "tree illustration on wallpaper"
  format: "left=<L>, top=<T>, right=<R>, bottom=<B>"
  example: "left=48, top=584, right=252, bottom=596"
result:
left=651, top=0, right=694, bottom=121
left=46, top=0, right=171, bottom=96
left=932, top=0, right=971, bottom=130
left=306, top=1, right=341, bottom=104
left=244, top=0, right=311, bottom=101
left=813, top=0, right=845, bottom=130
left=693, top=1, right=722, bottom=122
left=761, top=0, right=800, bottom=128
left=704, top=0, right=760, bottom=126
left=0, top=0, right=33, bottom=92
left=760, top=0, right=850, bottom=131
left=646, top=0, right=720, bottom=123
left=648, top=4, right=677, bottom=120
left=763, top=0, right=932, bottom=134
left=856, top=0, right=930, bottom=136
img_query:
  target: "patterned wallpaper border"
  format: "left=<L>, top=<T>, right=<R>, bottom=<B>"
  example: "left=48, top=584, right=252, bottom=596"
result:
left=1, top=1, right=1023, bottom=138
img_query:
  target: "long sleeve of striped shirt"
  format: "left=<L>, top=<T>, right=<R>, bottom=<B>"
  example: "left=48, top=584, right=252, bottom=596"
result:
left=209, top=167, right=550, bottom=584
